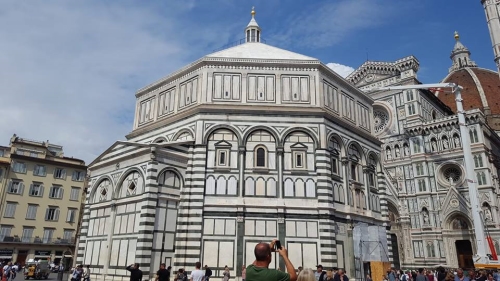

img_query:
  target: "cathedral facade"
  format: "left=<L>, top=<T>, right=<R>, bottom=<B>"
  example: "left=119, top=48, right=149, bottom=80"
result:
left=76, top=11, right=389, bottom=281
left=347, top=34, right=500, bottom=269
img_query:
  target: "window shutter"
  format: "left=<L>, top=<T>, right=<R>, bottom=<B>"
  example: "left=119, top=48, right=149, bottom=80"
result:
left=44, top=208, right=49, bottom=221
left=60, top=188, right=64, bottom=199
left=19, top=183, right=24, bottom=195
left=62, top=169, right=66, bottom=179
left=40, top=185, right=44, bottom=197
left=55, top=209, right=60, bottom=221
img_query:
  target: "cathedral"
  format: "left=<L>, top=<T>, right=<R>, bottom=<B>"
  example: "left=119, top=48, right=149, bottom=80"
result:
left=76, top=1, right=500, bottom=280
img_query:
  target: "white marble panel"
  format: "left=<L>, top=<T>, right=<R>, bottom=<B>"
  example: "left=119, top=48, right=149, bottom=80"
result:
left=282, top=77, right=291, bottom=101
left=303, top=243, right=317, bottom=268
left=284, top=178, right=294, bottom=197
left=306, top=179, right=316, bottom=198
left=286, top=221, right=296, bottom=237
left=84, top=241, right=93, bottom=265
left=99, top=240, right=108, bottom=265
left=225, top=219, right=236, bottom=236
left=291, top=77, right=299, bottom=101
left=179, top=84, right=186, bottom=107
left=206, top=176, right=216, bottom=194
left=232, top=76, right=240, bottom=100
left=255, top=221, right=266, bottom=236
left=216, top=177, right=226, bottom=195
left=100, top=218, right=106, bottom=235
left=88, top=219, right=95, bottom=237
left=223, top=75, right=231, bottom=99
left=118, top=240, right=128, bottom=265
left=110, top=240, right=120, bottom=266
left=98, top=208, right=104, bottom=217
left=126, top=203, right=135, bottom=213
left=92, top=240, right=100, bottom=263
left=227, top=177, right=237, bottom=195
left=300, top=77, right=309, bottom=102
left=214, top=74, right=222, bottom=99
left=203, top=241, right=219, bottom=266
left=296, top=221, right=307, bottom=237
left=191, top=78, right=198, bottom=103
left=126, top=239, right=137, bottom=265
left=214, top=219, right=225, bottom=235
left=269, top=152, right=276, bottom=169
left=296, top=179, right=305, bottom=197
left=266, top=221, right=276, bottom=237
left=117, top=205, right=126, bottom=213
left=127, top=214, right=135, bottom=233
left=307, top=222, right=317, bottom=238
left=245, top=241, right=254, bottom=265
left=114, top=216, right=121, bottom=234
left=245, top=220, right=255, bottom=235
left=337, top=244, right=344, bottom=268
left=204, top=219, right=214, bottom=235
left=166, top=209, right=177, bottom=232
left=248, top=76, right=256, bottom=100
left=134, top=213, right=140, bottom=232
left=165, top=233, right=175, bottom=251
left=156, top=208, right=166, bottom=230
left=90, top=209, right=97, bottom=218
left=267, top=178, right=276, bottom=197
left=153, top=233, right=163, bottom=249
left=219, top=241, right=234, bottom=267
left=256, top=178, right=265, bottom=196
left=266, top=77, right=275, bottom=101
left=287, top=242, right=302, bottom=269
left=120, top=216, right=127, bottom=234
left=245, top=178, right=255, bottom=196
left=257, top=76, right=265, bottom=101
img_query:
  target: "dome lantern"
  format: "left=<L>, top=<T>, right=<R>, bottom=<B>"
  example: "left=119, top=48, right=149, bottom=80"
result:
left=245, top=7, right=261, bottom=43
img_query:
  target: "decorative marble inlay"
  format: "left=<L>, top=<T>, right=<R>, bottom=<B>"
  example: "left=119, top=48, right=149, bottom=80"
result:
left=374, top=109, right=390, bottom=133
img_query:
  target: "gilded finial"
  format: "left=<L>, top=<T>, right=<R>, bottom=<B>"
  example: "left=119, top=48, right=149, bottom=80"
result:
left=454, top=31, right=460, bottom=41
left=251, top=6, right=256, bottom=17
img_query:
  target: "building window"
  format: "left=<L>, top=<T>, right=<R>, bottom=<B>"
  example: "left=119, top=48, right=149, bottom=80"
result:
left=26, top=204, right=38, bottom=220
left=3, top=202, right=16, bottom=218
left=29, top=183, right=44, bottom=197
left=12, top=162, right=27, bottom=173
left=63, top=230, right=74, bottom=241
left=54, top=168, right=66, bottom=179
left=418, top=179, right=426, bottom=192
left=416, top=163, right=424, bottom=176
left=413, top=241, right=424, bottom=258
left=45, top=207, right=60, bottom=221
left=49, top=186, right=63, bottom=199
left=474, top=154, right=483, bottom=168
left=407, top=104, right=416, bottom=115
left=216, top=149, right=229, bottom=167
left=70, top=187, right=80, bottom=201
left=350, top=164, right=357, bottom=181
left=22, top=227, right=34, bottom=243
left=331, top=157, right=339, bottom=175
left=72, top=171, right=85, bottom=182
left=43, top=228, right=54, bottom=243
left=254, top=146, right=267, bottom=168
left=368, top=173, right=375, bottom=187
left=33, top=165, right=46, bottom=176
left=293, top=151, right=306, bottom=169
left=66, top=208, right=77, bottom=223
left=413, top=139, right=421, bottom=153
left=469, top=128, right=479, bottom=143
left=406, top=90, right=414, bottom=101
left=477, top=172, right=487, bottom=186
left=0, top=226, right=12, bottom=241
left=7, top=180, right=24, bottom=195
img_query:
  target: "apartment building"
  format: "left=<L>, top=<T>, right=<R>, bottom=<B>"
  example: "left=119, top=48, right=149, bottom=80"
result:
left=0, top=134, right=87, bottom=267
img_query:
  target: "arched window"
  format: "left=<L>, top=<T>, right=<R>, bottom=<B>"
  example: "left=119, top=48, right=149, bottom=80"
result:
left=329, top=137, right=341, bottom=176
left=349, top=144, right=361, bottom=181
left=427, top=242, right=436, bottom=257
left=474, top=154, right=483, bottom=168
left=255, top=146, right=267, bottom=168
left=432, top=111, right=437, bottom=120
left=470, top=128, right=479, bottom=143
left=477, top=172, right=487, bottom=186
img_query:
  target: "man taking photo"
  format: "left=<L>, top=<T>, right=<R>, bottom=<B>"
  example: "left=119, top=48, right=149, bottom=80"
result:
left=245, top=239, right=297, bottom=281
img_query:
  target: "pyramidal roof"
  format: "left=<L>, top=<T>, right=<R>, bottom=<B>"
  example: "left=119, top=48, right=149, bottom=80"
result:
left=206, top=42, right=318, bottom=61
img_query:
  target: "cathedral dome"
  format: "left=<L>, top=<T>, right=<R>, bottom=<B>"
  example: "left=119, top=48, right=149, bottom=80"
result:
left=436, top=32, right=500, bottom=131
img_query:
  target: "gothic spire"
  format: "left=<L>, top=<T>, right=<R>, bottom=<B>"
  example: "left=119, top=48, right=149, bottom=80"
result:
left=449, top=31, right=477, bottom=73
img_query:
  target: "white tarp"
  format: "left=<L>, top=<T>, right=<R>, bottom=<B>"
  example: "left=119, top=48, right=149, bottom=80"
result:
left=353, top=223, right=390, bottom=262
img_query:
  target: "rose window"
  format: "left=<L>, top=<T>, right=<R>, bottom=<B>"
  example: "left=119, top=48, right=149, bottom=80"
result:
left=443, top=167, right=462, bottom=184
left=373, top=109, right=390, bottom=133
left=438, top=163, right=465, bottom=187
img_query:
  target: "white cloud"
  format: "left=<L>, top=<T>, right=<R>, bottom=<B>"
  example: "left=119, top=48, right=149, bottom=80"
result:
left=326, top=63, right=355, bottom=78
left=271, top=0, right=414, bottom=48
left=0, top=1, right=232, bottom=163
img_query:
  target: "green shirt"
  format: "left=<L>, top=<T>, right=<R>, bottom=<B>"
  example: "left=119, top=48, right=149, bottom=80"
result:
left=246, top=265, right=290, bottom=281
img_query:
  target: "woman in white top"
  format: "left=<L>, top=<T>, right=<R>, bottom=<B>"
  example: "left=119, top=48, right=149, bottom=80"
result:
left=297, top=269, right=315, bottom=281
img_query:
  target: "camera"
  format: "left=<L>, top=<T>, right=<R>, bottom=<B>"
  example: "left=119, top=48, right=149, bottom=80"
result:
left=275, top=240, right=282, bottom=250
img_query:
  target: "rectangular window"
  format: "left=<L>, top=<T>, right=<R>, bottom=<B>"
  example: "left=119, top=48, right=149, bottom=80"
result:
left=26, top=204, right=38, bottom=220
left=29, top=183, right=44, bottom=197
left=413, top=241, right=424, bottom=258
left=416, top=164, right=424, bottom=176
left=331, top=157, right=339, bottom=175
left=49, top=186, right=63, bottom=199
left=216, top=149, right=229, bottom=167
left=407, top=104, right=416, bottom=115
left=293, top=151, right=306, bottom=169
left=66, top=208, right=77, bottom=223
left=63, top=230, right=74, bottom=241
left=7, top=180, right=24, bottom=195
left=33, top=165, right=46, bottom=176
left=406, top=90, right=414, bottom=101
left=72, top=171, right=85, bottom=182
left=0, top=226, right=12, bottom=241
left=54, top=168, right=66, bottom=179
left=350, top=164, right=357, bottom=181
left=368, top=173, right=375, bottom=187
left=70, top=187, right=80, bottom=201
left=12, top=162, right=27, bottom=173
left=45, top=207, right=60, bottom=221
left=43, top=228, right=54, bottom=243
left=4, top=202, right=16, bottom=218
left=22, top=227, right=34, bottom=243
left=418, top=180, right=426, bottom=192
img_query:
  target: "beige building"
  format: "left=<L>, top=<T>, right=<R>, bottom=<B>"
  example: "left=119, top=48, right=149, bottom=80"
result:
left=0, top=134, right=87, bottom=267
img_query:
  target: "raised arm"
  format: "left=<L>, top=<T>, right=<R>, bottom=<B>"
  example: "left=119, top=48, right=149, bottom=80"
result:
left=277, top=247, right=297, bottom=281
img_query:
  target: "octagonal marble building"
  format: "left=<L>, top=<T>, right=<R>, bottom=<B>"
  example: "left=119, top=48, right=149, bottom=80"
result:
left=76, top=12, right=389, bottom=281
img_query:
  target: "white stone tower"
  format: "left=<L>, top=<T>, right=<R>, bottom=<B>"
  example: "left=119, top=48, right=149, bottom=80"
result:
left=481, top=0, right=500, bottom=76
left=245, top=7, right=261, bottom=42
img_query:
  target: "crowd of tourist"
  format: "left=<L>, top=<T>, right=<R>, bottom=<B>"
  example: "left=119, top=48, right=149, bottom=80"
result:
left=380, top=267, right=500, bottom=281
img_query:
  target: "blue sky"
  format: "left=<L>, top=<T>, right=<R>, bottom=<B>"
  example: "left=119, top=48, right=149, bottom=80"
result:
left=0, top=0, right=495, bottom=162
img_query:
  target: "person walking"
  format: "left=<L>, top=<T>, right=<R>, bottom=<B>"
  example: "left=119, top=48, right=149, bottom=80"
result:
left=126, top=263, right=143, bottom=281
left=222, top=266, right=230, bottom=281
left=83, top=265, right=91, bottom=281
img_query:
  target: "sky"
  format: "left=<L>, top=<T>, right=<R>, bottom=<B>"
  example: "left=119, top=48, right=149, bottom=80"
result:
left=0, top=0, right=496, bottom=163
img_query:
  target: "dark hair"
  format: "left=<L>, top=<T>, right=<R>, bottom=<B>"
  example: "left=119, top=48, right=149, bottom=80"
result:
left=254, top=243, right=271, bottom=261
left=135, top=263, right=140, bottom=269
left=167, top=266, right=172, bottom=270
left=195, top=262, right=201, bottom=269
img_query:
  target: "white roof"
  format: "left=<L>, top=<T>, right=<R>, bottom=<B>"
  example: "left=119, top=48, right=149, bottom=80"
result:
left=206, top=42, right=318, bottom=61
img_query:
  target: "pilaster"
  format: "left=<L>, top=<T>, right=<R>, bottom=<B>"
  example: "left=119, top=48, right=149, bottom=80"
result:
left=173, top=145, right=206, bottom=273
left=316, top=149, right=333, bottom=207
